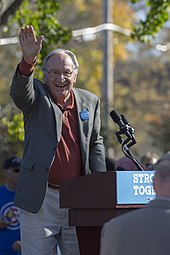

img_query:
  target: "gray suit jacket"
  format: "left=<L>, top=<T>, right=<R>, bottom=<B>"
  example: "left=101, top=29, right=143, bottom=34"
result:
left=10, top=69, right=106, bottom=213
left=100, top=199, right=170, bottom=255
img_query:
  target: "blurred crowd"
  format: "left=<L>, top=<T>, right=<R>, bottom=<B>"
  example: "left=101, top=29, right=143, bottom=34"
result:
left=106, top=150, right=165, bottom=172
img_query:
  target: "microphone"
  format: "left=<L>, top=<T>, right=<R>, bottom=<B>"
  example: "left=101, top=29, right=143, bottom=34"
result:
left=121, top=114, right=130, bottom=125
left=121, top=114, right=135, bottom=138
left=110, top=110, right=144, bottom=171
left=110, top=110, right=133, bottom=138
left=110, top=110, right=137, bottom=144
left=110, top=110, right=125, bottom=129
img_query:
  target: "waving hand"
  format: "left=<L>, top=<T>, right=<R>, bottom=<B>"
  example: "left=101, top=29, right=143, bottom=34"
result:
left=19, top=25, right=44, bottom=64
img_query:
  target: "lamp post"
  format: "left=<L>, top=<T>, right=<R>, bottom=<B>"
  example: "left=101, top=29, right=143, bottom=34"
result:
left=102, top=0, right=113, bottom=156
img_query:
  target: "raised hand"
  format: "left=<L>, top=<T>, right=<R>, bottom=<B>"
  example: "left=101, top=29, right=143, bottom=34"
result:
left=19, top=25, right=44, bottom=64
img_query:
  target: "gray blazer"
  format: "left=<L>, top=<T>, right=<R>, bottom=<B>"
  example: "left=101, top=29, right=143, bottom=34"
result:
left=10, top=69, right=106, bottom=213
left=100, top=199, right=170, bottom=255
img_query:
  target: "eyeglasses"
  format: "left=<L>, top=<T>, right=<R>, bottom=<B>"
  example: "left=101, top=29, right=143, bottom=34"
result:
left=45, top=69, right=75, bottom=79
left=13, top=168, right=20, bottom=173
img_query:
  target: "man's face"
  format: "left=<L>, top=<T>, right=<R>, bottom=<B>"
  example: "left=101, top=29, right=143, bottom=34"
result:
left=4, top=167, right=20, bottom=185
left=44, top=53, right=77, bottom=102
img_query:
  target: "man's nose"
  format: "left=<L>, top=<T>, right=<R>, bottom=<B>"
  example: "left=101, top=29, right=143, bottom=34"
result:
left=55, top=72, right=65, bottom=81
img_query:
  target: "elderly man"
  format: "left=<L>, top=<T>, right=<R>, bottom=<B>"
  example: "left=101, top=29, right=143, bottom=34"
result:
left=100, top=152, right=170, bottom=255
left=10, top=25, right=106, bottom=255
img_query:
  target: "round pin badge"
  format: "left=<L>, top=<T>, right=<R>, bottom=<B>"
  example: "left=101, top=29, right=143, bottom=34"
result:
left=80, top=110, right=89, bottom=121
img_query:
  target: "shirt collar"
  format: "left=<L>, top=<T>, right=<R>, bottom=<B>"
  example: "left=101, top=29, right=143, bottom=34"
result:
left=52, top=90, right=75, bottom=111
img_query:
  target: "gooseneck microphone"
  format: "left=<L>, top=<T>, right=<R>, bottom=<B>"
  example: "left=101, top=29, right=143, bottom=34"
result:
left=110, top=110, right=125, bottom=128
left=110, top=109, right=144, bottom=171
left=110, top=110, right=136, bottom=141
left=121, top=114, right=130, bottom=125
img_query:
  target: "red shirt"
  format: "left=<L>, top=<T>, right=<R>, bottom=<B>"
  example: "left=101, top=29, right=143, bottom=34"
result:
left=48, top=92, right=83, bottom=185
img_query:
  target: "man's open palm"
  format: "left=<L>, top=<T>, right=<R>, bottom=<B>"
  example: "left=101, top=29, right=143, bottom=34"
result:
left=19, top=25, right=44, bottom=64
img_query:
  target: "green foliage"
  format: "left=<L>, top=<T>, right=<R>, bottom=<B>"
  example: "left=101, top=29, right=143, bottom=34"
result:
left=8, top=0, right=72, bottom=64
left=0, top=108, right=24, bottom=161
left=130, top=0, right=169, bottom=42
left=2, top=113, right=24, bottom=143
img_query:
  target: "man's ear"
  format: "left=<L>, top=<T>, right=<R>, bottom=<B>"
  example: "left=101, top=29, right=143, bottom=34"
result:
left=73, top=71, right=78, bottom=83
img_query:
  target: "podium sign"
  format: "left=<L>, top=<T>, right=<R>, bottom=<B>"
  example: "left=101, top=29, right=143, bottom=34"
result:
left=116, top=171, right=155, bottom=205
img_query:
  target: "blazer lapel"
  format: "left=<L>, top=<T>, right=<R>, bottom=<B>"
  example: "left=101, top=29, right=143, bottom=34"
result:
left=73, top=88, right=90, bottom=139
left=50, top=99, right=63, bottom=143
left=73, top=89, right=90, bottom=171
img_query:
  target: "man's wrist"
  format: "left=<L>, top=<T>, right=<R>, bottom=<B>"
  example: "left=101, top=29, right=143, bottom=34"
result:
left=23, top=57, right=37, bottom=66
left=18, top=57, right=36, bottom=76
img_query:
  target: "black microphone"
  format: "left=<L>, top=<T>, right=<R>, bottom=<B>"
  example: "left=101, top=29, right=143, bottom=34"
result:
left=110, top=110, right=126, bottom=129
left=121, top=114, right=130, bottom=125
left=121, top=114, right=135, bottom=137
left=110, top=110, right=143, bottom=171
left=110, top=110, right=136, bottom=141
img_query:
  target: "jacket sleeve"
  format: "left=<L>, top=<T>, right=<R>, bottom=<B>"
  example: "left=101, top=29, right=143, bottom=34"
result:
left=10, top=67, right=37, bottom=113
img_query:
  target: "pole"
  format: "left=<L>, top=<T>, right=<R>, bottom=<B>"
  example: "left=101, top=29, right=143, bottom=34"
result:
left=102, top=0, right=114, bottom=156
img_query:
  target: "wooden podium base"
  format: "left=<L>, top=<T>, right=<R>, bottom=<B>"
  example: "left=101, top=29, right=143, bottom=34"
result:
left=76, top=226, right=102, bottom=255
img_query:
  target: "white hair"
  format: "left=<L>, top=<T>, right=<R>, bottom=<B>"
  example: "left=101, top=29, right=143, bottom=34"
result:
left=42, top=49, right=79, bottom=74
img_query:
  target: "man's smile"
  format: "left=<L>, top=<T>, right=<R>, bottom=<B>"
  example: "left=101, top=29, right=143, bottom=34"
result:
left=55, top=84, right=67, bottom=88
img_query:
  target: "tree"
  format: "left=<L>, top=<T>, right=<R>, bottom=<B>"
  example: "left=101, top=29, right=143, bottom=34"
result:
left=149, top=108, right=170, bottom=152
left=0, top=0, right=24, bottom=25
left=113, top=51, right=170, bottom=156
left=8, top=0, right=72, bottom=67
left=130, top=0, right=170, bottom=42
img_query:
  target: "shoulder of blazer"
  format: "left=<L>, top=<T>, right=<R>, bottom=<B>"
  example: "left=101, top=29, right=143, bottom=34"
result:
left=33, top=78, right=49, bottom=95
left=73, top=87, right=99, bottom=102
left=147, top=198, right=170, bottom=209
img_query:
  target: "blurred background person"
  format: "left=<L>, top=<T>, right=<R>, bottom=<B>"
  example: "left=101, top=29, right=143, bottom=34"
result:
left=100, top=152, right=170, bottom=255
left=156, top=151, right=170, bottom=163
left=115, top=156, right=139, bottom=171
left=0, top=156, right=21, bottom=255
left=140, top=151, right=159, bottom=170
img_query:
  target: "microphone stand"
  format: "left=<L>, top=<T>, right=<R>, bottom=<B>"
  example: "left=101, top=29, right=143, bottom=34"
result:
left=115, top=128, right=144, bottom=171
